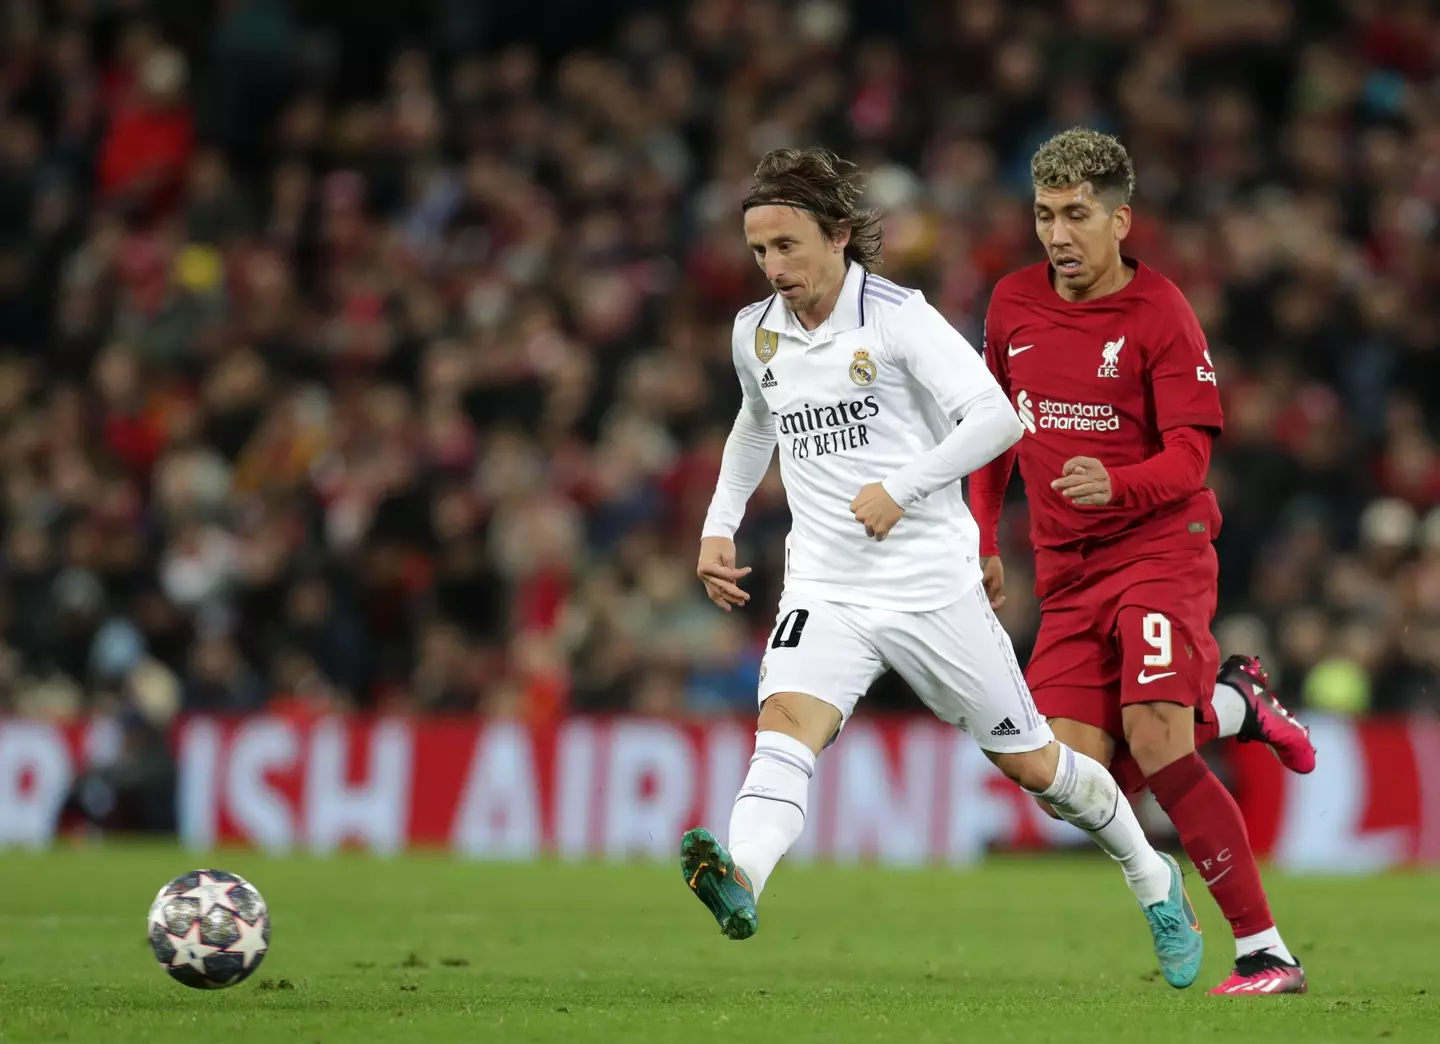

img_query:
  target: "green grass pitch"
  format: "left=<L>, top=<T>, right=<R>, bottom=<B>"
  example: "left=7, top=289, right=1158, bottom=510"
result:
left=0, top=845, right=1436, bottom=1043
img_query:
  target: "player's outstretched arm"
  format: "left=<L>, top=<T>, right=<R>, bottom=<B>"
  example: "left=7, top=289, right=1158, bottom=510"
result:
left=1056, top=426, right=1212, bottom=510
left=698, top=354, right=777, bottom=609
left=877, top=297, right=1024, bottom=513
left=1072, top=283, right=1222, bottom=511
left=702, top=397, right=777, bottom=533
left=881, top=387, right=1022, bottom=510
left=970, top=302, right=1017, bottom=562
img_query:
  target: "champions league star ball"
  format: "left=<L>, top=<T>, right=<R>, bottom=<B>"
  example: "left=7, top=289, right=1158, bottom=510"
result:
left=147, top=869, right=271, bottom=989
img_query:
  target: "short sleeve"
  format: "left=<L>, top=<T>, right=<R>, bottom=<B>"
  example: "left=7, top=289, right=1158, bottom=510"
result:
left=1146, top=289, right=1224, bottom=433
left=893, top=295, right=1002, bottom=417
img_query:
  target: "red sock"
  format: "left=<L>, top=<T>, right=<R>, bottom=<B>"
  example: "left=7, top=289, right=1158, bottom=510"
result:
left=1146, top=752, right=1274, bottom=938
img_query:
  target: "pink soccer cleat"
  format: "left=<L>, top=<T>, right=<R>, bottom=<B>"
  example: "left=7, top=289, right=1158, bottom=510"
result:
left=1210, top=949, right=1308, bottom=995
left=1217, top=655, right=1317, bottom=775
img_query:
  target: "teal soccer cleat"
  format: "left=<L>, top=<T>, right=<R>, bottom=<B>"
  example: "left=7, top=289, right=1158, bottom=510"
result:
left=1143, top=853, right=1204, bottom=988
left=680, top=828, right=758, bottom=940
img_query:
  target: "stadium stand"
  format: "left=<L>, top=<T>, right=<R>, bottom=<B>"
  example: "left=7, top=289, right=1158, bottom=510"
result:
left=0, top=0, right=1437, bottom=733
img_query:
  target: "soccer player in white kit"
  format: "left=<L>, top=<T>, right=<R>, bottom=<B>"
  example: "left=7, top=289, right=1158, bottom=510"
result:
left=681, top=147, right=1205, bottom=989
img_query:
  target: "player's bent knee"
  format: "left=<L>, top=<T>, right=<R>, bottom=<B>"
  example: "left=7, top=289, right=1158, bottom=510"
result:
left=988, top=742, right=1061, bottom=795
left=1122, top=701, right=1196, bottom=775
left=758, top=691, right=843, bottom=756
left=1047, top=717, right=1116, bottom=767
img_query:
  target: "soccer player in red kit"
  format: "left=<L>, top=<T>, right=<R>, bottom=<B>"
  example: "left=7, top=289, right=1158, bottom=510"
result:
left=971, top=129, right=1314, bottom=995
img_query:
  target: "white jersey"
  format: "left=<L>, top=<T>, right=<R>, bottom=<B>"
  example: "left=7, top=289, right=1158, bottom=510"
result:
left=703, top=262, right=1010, bottom=612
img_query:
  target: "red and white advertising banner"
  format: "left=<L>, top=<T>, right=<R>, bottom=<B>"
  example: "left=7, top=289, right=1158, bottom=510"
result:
left=2, top=714, right=1438, bottom=871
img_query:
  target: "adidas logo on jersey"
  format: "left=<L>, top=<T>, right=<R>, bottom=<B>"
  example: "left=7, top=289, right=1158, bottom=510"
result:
left=990, top=717, right=1021, bottom=737
left=760, top=368, right=778, bottom=389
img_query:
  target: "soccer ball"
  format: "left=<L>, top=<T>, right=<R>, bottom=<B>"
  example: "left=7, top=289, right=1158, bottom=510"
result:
left=147, top=869, right=271, bottom=989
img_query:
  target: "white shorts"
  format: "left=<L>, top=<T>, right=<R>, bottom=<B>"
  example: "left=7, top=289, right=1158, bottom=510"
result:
left=757, top=581, right=1052, bottom=754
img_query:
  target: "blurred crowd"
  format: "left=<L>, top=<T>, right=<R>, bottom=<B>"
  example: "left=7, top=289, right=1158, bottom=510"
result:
left=0, top=0, right=1437, bottom=728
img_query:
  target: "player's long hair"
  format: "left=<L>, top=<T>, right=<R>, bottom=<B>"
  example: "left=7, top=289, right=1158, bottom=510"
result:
left=743, top=147, right=884, bottom=268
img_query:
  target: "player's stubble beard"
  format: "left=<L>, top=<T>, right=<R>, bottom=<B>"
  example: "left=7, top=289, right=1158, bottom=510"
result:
left=785, top=288, right=821, bottom=317
left=784, top=260, right=845, bottom=326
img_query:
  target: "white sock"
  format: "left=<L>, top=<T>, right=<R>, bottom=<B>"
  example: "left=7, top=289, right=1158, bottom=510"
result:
left=1235, top=926, right=1295, bottom=964
left=1033, top=744, right=1172, bottom=908
left=1212, top=682, right=1248, bottom=738
left=727, top=730, right=815, bottom=898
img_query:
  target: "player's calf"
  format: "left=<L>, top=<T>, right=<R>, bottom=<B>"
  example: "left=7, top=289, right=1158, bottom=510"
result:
left=726, top=726, right=816, bottom=898
left=1033, top=716, right=1117, bottom=820
left=988, top=743, right=1060, bottom=794
left=681, top=690, right=834, bottom=939
left=724, top=691, right=837, bottom=898
left=991, top=739, right=1203, bottom=988
left=993, top=741, right=1168, bottom=901
left=1128, top=705, right=1313, bottom=990
left=681, top=725, right=813, bottom=940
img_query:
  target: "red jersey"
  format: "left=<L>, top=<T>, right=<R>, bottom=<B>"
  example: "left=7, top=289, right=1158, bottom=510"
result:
left=973, top=259, right=1223, bottom=563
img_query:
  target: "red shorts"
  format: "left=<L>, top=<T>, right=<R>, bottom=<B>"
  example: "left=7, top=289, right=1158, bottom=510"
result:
left=1025, top=537, right=1220, bottom=755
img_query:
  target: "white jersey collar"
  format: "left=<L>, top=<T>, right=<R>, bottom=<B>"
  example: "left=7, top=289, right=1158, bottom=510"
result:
left=758, top=262, right=870, bottom=341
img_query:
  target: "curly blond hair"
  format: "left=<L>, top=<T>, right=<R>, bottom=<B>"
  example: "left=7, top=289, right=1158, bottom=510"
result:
left=1030, top=128, right=1136, bottom=205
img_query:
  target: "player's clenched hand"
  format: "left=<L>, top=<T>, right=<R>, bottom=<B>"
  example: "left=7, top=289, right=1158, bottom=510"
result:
left=980, top=556, right=1006, bottom=609
left=1051, top=456, right=1112, bottom=507
left=696, top=536, right=751, bottom=611
left=850, top=482, right=904, bottom=540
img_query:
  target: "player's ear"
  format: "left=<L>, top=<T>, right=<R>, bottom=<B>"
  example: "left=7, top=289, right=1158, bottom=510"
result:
left=830, top=220, right=852, bottom=255
left=1112, top=203, right=1132, bottom=242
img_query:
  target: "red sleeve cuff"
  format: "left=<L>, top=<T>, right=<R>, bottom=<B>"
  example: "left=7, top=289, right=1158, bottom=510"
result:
left=1108, top=467, right=1132, bottom=507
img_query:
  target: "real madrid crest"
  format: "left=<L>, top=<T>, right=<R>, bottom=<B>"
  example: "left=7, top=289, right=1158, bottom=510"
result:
left=754, top=328, right=779, bottom=363
left=849, top=349, right=877, bottom=386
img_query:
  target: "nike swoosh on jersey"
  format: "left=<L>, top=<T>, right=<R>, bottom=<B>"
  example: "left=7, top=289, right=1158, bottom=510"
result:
left=1136, top=670, right=1178, bottom=685
left=1007, top=344, right=1034, bottom=356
